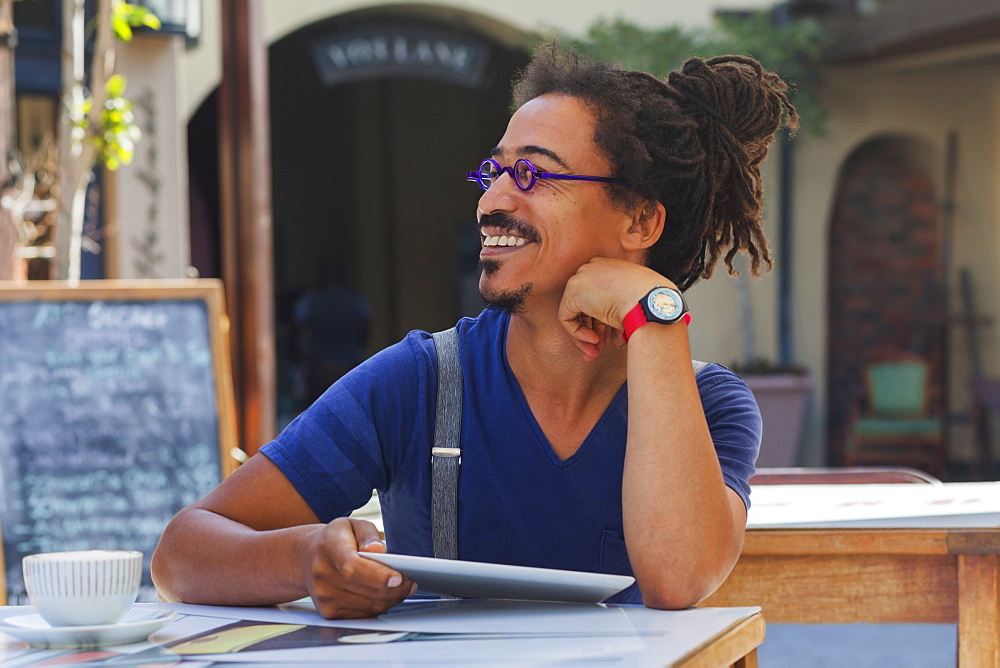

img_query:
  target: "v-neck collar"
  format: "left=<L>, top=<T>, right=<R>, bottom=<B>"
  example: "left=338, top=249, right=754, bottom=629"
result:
left=498, top=312, right=628, bottom=468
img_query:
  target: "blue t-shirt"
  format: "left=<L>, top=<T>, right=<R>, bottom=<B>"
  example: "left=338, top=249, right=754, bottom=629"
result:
left=262, top=309, right=761, bottom=604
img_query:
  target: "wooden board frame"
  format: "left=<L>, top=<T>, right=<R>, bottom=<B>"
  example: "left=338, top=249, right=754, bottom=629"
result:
left=0, top=279, right=240, bottom=604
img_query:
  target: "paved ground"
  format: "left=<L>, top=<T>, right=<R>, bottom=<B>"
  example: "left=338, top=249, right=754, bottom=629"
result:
left=760, top=624, right=957, bottom=667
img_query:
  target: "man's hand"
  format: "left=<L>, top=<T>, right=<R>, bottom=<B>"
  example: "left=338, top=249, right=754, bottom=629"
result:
left=558, top=257, right=676, bottom=361
left=303, top=517, right=415, bottom=619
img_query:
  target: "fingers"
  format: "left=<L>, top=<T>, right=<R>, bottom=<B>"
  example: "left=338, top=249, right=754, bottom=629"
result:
left=568, top=336, right=600, bottom=362
left=592, top=320, right=609, bottom=348
left=578, top=315, right=600, bottom=344
left=578, top=318, right=609, bottom=362
left=609, top=324, right=627, bottom=350
left=312, top=573, right=414, bottom=619
left=312, top=581, right=414, bottom=620
left=558, top=281, right=600, bottom=349
left=306, top=518, right=415, bottom=619
left=558, top=261, right=632, bottom=340
left=561, top=258, right=676, bottom=337
left=353, top=519, right=387, bottom=553
left=561, top=291, right=625, bottom=361
left=561, top=314, right=607, bottom=362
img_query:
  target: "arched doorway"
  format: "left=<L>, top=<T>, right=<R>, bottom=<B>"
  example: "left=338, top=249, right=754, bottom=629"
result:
left=188, top=7, right=530, bottom=422
left=825, top=135, right=945, bottom=465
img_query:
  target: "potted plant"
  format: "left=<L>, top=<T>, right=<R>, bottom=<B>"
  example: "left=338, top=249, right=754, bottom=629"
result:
left=733, top=359, right=813, bottom=468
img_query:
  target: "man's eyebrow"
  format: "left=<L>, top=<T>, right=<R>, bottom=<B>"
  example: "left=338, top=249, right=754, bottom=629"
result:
left=489, top=145, right=570, bottom=170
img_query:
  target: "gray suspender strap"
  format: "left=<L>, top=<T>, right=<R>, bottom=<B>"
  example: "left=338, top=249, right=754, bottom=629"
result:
left=427, top=339, right=706, bottom=561
left=430, top=328, right=462, bottom=560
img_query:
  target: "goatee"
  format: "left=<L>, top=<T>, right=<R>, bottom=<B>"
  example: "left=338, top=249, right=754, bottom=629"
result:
left=479, top=259, right=531, bottom=314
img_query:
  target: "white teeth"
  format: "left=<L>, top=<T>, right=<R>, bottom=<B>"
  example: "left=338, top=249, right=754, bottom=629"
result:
left=482, top=233, right=529, bottom=248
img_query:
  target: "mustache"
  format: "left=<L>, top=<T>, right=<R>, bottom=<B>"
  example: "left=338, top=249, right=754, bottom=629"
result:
left=477, top=213, right=540, bottom=243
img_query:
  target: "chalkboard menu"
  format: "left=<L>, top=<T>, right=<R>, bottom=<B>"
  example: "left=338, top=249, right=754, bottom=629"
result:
left=0, top=280, right=237, bottom=604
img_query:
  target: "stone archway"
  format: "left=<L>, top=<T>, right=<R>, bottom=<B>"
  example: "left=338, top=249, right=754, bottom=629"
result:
left=188, top=7, right=531, bottom=424
left=826, top=135, right=944, bottom=465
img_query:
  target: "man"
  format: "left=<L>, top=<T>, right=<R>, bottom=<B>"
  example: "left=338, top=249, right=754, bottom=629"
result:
left=153, top=45, right=795, bottom=618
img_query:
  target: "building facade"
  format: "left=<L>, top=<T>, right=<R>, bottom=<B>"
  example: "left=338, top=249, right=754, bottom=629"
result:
left=17, top=0, right=1000, bottom=469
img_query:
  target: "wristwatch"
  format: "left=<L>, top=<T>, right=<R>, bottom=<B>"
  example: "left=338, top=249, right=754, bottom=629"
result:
left=622, top=286, right=690, bottom=342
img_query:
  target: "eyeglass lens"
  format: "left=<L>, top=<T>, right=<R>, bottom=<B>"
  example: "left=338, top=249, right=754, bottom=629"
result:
left=480, top=160, right=498, bottom=188
left=479, top=159, right=536, bottom=191
left=514, top=161, right=534, bottom=189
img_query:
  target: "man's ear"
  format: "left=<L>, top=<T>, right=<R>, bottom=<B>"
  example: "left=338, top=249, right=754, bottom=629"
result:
left=622, top=200, right=666, bottom=251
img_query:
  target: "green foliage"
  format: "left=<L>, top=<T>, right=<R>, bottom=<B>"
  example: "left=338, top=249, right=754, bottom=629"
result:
left=570, top=19, right=704, bottom=78
left=69, top=96, right=92, bottom=147
left=72, top=2, right=160, bottom=170
left=69, top=75, right=141, bottom=170
left=564, top=11, right=829, bottom=135
left=96, top=75, right=141, bottom=170
left=710, top=12, right=828, bottom=135
left=111, top=1, right=162, bottom=42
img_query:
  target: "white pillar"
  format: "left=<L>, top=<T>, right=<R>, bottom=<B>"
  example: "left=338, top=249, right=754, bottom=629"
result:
left=109, top=35, right=191, bottom=279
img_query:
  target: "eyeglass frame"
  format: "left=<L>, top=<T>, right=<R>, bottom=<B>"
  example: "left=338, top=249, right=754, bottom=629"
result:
left=466, top=158, right=645, bottom=196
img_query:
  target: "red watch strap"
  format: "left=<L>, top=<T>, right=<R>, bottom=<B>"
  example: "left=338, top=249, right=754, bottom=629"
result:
left=622, top=302, right=647, bottom=342
left=622, top=302, right=692, bottom=342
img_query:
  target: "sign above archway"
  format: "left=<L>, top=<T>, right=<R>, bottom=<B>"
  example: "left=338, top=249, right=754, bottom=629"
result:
left=311, top=24, right=492, bottom=88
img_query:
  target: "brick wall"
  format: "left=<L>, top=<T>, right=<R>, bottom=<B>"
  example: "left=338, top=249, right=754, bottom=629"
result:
left=826, top=136, right=944, bottom=464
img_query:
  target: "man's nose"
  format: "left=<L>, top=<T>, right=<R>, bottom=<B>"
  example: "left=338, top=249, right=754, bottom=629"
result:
left=477, top=176, right=520, bottom=215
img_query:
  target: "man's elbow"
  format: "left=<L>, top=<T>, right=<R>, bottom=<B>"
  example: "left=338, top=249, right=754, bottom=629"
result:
left=639, top=579, right=714, bottom=610
left=150, top=530, right=179, bottom=601
left=150, top=509, right=197, bottom=603
left=636, top=558, right=736, bottom=610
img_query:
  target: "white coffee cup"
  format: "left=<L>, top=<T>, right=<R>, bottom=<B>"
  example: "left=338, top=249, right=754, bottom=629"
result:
left=22, top=550, right=142, bottom=627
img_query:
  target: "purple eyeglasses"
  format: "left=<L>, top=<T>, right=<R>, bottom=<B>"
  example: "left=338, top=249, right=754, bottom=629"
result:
left=467, top=158, right=636, bottom=193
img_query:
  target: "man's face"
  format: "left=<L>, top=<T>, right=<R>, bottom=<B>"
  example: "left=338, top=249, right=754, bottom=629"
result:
left=477, top=94, right=633, bottom=312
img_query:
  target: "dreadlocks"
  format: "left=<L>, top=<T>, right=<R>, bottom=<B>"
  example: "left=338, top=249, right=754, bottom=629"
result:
left=511, top=43, right=798, bottom=291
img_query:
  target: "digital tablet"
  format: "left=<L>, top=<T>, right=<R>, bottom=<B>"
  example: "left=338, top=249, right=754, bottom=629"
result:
left=358, top=552, right=634, bottom=603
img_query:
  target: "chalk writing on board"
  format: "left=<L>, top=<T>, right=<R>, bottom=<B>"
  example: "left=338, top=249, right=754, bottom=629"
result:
left=0, top=298, right=224, bottom=603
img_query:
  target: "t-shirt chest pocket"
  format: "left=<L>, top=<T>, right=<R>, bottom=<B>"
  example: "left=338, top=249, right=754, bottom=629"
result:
left=599, top=529, right=642, bottom=604
left=599, top=529, right=633, bottom=576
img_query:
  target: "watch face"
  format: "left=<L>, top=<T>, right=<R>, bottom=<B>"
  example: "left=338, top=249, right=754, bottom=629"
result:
left=647, top=288, right=684, bottom=321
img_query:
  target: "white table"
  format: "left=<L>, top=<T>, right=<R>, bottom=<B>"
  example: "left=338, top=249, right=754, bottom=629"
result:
left=0, top=600, right=764, bottom=666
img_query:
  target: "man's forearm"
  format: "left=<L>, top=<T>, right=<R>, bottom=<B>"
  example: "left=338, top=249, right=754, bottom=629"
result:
left=621, top=323, right=744, bottom=609
left=152, top=507, right=319, bottom=606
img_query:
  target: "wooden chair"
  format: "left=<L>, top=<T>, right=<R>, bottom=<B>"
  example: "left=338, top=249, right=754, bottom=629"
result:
left=970, top=378, right=1000, bottom=479
left=751, top=466, right=941, bottom=486
left=843, top=354, right=947, bottom=479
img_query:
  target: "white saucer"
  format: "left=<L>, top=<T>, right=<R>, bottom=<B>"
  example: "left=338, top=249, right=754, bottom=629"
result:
left=0, top=607, right=178, bottom=649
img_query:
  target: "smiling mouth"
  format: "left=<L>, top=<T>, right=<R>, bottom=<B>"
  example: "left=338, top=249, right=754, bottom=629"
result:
left=481, top=233, right=528, bottom=248
left=477, top=213, right=539, bottom=250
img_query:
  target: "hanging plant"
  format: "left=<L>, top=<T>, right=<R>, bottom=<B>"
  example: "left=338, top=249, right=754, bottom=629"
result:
left=110, top=1, right=162, bottom=41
